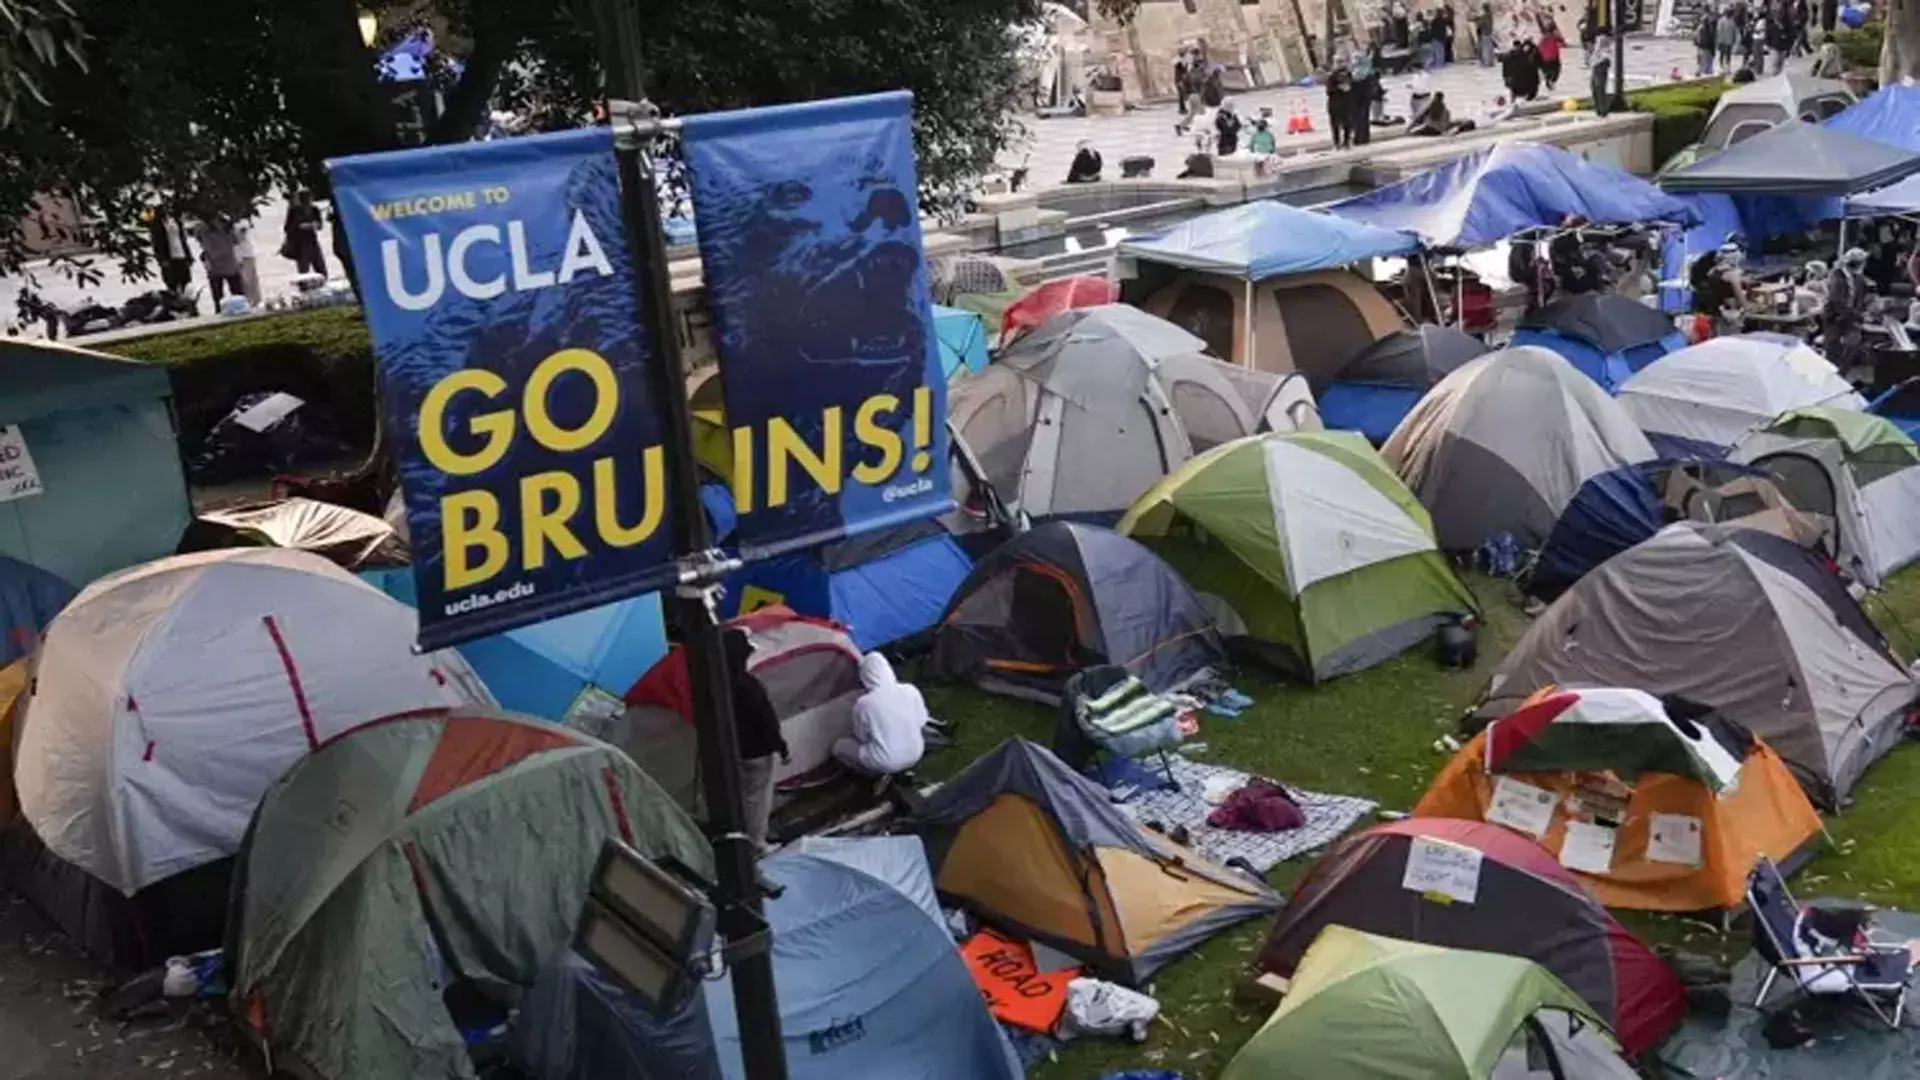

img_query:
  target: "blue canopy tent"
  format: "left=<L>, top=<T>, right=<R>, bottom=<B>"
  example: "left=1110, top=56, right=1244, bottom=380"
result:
left=362, top=568, right=667, bottom=724
left=1660, top=192, right=1751, bottom=312
left=1661, top=120, right=1920, bottom=197
left=1116, top=200, right=1419, bottom=279
left=933, top=304, right=989, bottom=380
left=720, top=522, right=972, bottom=650
left=1510, top=294, right=1686, bottom=392
left=1328, top=143, right=1700, bottom=250
left=0, top=555, right=73, bottom=666
left=1527, top=459, right=1769, bottom=601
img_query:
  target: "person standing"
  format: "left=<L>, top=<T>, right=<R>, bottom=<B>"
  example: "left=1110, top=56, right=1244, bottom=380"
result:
left=1791, top=0, right=1811, bottom=53
left=147, top=207, right=193, bottom=294
left=1766, top=5, right=1792, bottom=72
left=283, top=190, right=329, bottom=277
left=1716, top=8, right=1739, bottom=71
left=1694, top=12, right=1718, bottom=75
left=1476, top=2, right=1498, bottom=65
left=1392, top=0, right=1412, bottom=47
left=1214, top=98, right=1242, bottom=155
left=721, top=628, right=788, bottom=850
left=1438, top=3, right=1458, bottom=64
left=1591, top=40, right=1614, bottom=117
left=1578, top=5, right=1598, bottom=65
left=1327, top=62, right=1356, bottom=149
left=192, top=218, right=246, bottom=306
left=234, top=219, right=262, bottom=306
left=1538, top=24, right=1565, bottom=91
left=1174, top=51, right=1192, bottom=116
left=1352, top=46, right=1380, bottom=143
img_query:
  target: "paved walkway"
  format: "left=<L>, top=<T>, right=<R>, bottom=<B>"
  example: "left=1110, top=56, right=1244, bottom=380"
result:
left=1004, top=35, right=1698, bottom=188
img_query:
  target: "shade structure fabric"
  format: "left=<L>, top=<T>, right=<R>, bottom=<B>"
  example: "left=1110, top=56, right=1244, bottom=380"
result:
left=1481, top=521, right=1916, bottom=807
left=1327, top=143, right=1699, bottom=250
left=229, top=708, right=712, bottom=1080
left=1382, top=347, right=1657, bottom=550
left=1115, top=199, right=1418, bottom=280
left=913, top=739, right=1280, bottom=985
left=13, top=548, right=492, bottom=896
left=1730, top=405, right=1920, bottom=588
left=932, top=303, right=990, bottom=379
left=1229, top=926, right=1636, bottom=1080
left=1118, top=431, right=1477, bottom=682
left=1416, top=688, right=1824, bottom=911
left=1618, top=336, right=1864, bottom=457
left=930, top=521, right=1225, bottom=704
left=1256, top=818, right=1686, bottom=1057
left=1660, top=120, right=1920, bottom=196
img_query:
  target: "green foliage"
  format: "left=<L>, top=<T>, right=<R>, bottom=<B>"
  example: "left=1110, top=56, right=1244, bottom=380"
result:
left=0, top=0, right=87, bottom=126
left=1834, top=23, right=1884, bottom=72
left=105, top=307, right=378, bottom=450
left=1627, top=79, right=1728, bottom=171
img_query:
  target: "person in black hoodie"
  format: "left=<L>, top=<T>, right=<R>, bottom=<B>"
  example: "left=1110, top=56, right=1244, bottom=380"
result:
left=724, top=628, right=789, bottom=849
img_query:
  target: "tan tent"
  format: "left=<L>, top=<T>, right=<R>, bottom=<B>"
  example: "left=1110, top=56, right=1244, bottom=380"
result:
left=0, top=658, right=25, bottom=824
left=1140, top=268, right=1403, bottom=378
left=911, top=738, right=1279, bottom=985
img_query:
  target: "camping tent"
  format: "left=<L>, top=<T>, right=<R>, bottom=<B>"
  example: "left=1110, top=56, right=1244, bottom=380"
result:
left=1526, top=460, right=1814, bottom=601
left=1382, top=347, right=1657, bottom=550
left=1314, top=325, right=1489, bottom=444
left=1228, top=927, right=1638, bottom=1080
left=913, top=738, right=1280, bottom=984
left=0, top=553, right=72, bottom=665
left=933, top=304, right=990, bottom=380
left=514, top=839, right=1021, bottom=1080
left=1509, top=294, right=1686, bottom=393
left=0, top=658, right=25, bottom=823
left=1701, top=71, right=1858, bottom=153
left=718, top=521, right=973, bottom=650
left=0, top=337, right=193, bottom=586
left=187, top=497, right=401, bottom=569
left=930, top=521, right=1225, bottom=704
left=1000, top=275, right=1118, bottom=344
left=1729, top=405, right=1920, bottom=589
left=1416, top=687, right=1823, bottom=911
left=362, top=568, right=667, bottom=726
left=1481, top=521, right=1915, bottom=806
left=1256, top=818, right=1686, bottom=1056
left=947, top=304, right=1319, bottom=523
left=12, top=548, right=491, bottom=897
left=1115, top=202, right=1412, bottom=376
left=1660, top=120, right=1920, bottom=195
left=1327, top=143, right=1699, bottom=250
left=228, top=707, right=712, bottom=1080
left=1118, top=431, right=1477, bottom=681
left=1617, top=336, right=1864, bottom=458
left=620, top=606, right=865, bottom=805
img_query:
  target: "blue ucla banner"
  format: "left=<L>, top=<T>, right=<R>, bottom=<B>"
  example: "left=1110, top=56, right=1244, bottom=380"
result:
left=681, top=92, right=951, bottom=558
left=329, top=128, right=678, bottom=649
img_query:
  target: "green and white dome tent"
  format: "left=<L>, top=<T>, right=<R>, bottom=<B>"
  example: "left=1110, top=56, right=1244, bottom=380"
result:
left=1118, top=431, right=1478, bottom=683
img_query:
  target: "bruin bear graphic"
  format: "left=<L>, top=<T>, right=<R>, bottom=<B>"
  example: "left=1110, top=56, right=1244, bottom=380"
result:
left=695, top=148, right=931, bottom=543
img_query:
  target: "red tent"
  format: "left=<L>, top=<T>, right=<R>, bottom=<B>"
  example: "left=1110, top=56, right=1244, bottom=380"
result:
left=1256, top=818, right=1685, bottom=1056
left=1000, top=277, right=1119, bottom=343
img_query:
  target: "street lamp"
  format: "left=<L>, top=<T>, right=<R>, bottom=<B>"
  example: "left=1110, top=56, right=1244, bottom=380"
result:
left=358, top=9, right=378, bottom=48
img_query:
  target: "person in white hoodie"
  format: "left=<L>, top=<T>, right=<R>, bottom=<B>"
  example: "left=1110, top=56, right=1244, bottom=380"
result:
left=832, top=653, right=928, bottom=776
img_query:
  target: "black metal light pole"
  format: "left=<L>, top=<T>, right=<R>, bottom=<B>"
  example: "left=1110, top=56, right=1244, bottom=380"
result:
left=1612, top=0, right=1629, bottom=111
left=587, top=2, right=788, bottom=1077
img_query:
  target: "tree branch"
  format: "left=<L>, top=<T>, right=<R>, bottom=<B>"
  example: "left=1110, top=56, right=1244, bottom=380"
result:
left=429, top=20, right=512, bottom=144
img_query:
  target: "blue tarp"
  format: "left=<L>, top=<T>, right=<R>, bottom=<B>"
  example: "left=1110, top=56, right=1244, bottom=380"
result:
left=362, top=569, right=667, bottom=722
left=1115, top=200, right=1418, bottom=280
left=721, top=530, right=972, bottom=649
left=1509, top=328, right=1686, bottom=393
left=1840, top=87, right=1920, bottom=214
left=1327, top=143, right=1700, bottom=250
left=933, top=304, right=989, bottom=380
left=0, top=555, right=73, bottom=666
left=1317, top=382, right=1427, bottom=444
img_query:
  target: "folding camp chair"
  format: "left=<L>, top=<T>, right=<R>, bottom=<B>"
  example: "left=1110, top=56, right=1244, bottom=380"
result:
left=1746, top=857, right=1912, bottom=1028
left=1055, top=665, right=1184, bottom=790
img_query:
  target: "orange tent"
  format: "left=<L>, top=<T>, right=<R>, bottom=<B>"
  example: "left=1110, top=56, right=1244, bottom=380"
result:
left=1414, top=686, right=1823, bottom=911
left=0, top=659, right=26, bottom=823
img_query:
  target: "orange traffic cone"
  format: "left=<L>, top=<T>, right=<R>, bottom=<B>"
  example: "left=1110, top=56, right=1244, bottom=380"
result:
left=1285, top=105, right=1304, bottom=135
left=1296, top=102, right=1315, bottom=134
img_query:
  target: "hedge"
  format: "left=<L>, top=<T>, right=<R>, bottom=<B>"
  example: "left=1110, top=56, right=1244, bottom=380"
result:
left=104, top=306, right=378, bottom=453
left=1835, top=23, right=1883, bottom=73
left=1626, top=80, right=1730, bottom=169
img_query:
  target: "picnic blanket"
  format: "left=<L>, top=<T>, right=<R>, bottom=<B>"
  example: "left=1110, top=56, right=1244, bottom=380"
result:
left=1121, top=755, right=1376, bottom=874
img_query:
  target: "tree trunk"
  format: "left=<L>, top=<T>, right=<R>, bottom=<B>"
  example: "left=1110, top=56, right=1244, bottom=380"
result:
left=1886, top=0, right=1920, bottom=84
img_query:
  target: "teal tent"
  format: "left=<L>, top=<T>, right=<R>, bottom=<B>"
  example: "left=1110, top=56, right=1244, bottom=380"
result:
left=0, top=339, right=191, bottom=586
left=933, top=304, right=989, bottom=380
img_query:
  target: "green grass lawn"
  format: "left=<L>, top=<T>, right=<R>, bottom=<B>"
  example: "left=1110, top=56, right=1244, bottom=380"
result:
left=907, top=567, right=1920, bottom=1079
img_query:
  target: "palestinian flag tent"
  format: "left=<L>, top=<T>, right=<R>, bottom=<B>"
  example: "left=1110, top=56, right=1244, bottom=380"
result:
left=1415, top=687, right=1824, bottom=911
left=1225, top=926, right=1638, bottom=1080
left=912, top=738, right=1280, bottom=985
left=1118, top=431, right=1477, bottom=682
left=229, top=707, right=712, bottom=1080
left=1481, top=521, right=1915, bottom=807
left=1256, top=819, right=1685, bottom=1056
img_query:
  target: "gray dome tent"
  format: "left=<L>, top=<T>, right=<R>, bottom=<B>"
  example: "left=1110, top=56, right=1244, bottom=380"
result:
left=1480, top=521, right=1915, bottom=806
left=931, top=521, right=1224, bottom=704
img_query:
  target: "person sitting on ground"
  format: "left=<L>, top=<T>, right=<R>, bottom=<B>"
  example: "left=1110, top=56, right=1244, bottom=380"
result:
left=1408, top=90, right=1453, bottom=136
left=831, top=653, right=928, bottom=778
left=1066, top=139, right=1103, bottom=183
left=1810, top=33, right=1845, bottom=78
left=1248, top=113, right=1278, bottom=154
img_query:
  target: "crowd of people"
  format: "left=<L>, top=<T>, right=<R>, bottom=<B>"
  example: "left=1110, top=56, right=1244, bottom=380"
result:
left=139, top=192, right=333, bottom=312
left=1693, top=0, right=1818, bottom=77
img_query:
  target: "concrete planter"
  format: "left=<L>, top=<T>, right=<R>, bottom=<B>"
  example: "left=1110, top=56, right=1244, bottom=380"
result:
left=1088, top=88, right=1127, bottom=117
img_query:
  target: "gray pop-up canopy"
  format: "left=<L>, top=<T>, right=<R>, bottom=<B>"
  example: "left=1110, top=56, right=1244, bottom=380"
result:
left=1660, top=121, right=1920, bottom=196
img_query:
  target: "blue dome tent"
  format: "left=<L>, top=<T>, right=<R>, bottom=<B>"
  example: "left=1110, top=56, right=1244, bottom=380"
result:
left=0, top=555, right=73, bottom=666
left=1511, top=295, right=1686, bottom=393
left=720, top=522, right=972, bottom=651
left=933, top=304, right=990, bottom=380
left=1315, top=325, right=1488, bottom=443
left=362, top=568, right=667, bottom=724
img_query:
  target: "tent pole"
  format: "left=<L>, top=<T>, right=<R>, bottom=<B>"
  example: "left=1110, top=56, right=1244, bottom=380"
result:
left=594, top=3, right=788, bottom=1078
left=1244, top=276, right=1256, bottom=365
left=1453, top=255, right=1464, bottom=330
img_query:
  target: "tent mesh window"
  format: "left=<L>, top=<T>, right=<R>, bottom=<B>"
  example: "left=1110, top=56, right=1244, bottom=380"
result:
left=1272, top=284, right=1371, bottom=381
left=1703, top=104, right=1786, bottom=150
left=1166, top=283, right=1236, bottom=361
left=1168, top=379, right=1246, bottom=453
left=1751, top=451, right=1840, bottom=545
